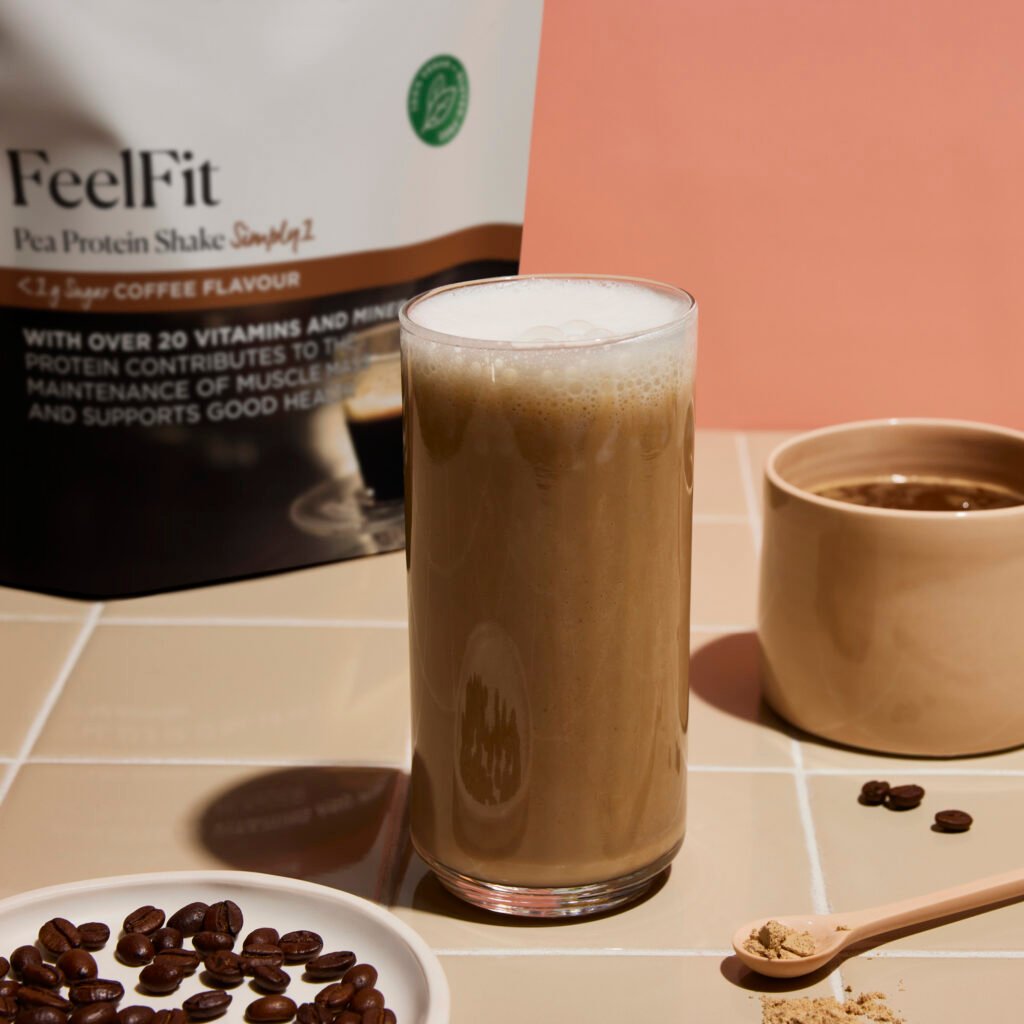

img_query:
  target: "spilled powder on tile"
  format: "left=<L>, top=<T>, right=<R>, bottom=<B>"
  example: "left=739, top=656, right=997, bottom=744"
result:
left=744, top=919, right=817, bottom=959
left=760, top=990, right=905, bottom=1024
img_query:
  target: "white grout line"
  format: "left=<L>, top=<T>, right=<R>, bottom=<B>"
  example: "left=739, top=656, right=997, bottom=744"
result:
left=864, top=950, right=1024, bottom=959
left=693, top=513, right=750, bottom=524
left=0, top=613, right=84, bottom=623
left=98, top=616, right=408, bottom=628
left=735, top=433, right=763, bottom=550
left=435, top=947, right=734, bottom=957
left=807, top=765, right=1024, bottom=777
left=689, top=764, right=794, bottom=774
left=0, top=603, right=103, bottom=807
left=27, top=755, right=409, bottom=769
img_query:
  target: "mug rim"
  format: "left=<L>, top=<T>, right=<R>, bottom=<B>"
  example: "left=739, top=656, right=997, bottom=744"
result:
left=765, top=417, right=1024, bottom=520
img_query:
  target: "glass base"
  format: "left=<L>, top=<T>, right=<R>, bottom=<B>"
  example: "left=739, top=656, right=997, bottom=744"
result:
left=417, top=841, right=682, bottom=918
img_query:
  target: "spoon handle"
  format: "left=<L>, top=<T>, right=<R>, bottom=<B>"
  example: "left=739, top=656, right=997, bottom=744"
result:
left=838, top=866, right=1024, bottom=940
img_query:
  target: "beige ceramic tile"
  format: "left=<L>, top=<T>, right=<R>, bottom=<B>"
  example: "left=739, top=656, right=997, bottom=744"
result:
left=688, top=630, right=794, bottom=767
left=390, top=772, right=814, bottom=950
left=441, top=954, right=836, bottom=1024
left=691, top=522, right=758, bottom=628
left=34, top=625, right=410, bottom=764
left=810, top=774, right=1024, bottom=949
left=743, top=430, right=802, bottom=489
left=103, top=552, right=407, bottom=622
left=0, top=622, right=84, bottom=757
left=0, top=763, right=404, bottom=902
left=841, top=956, right=1021, bottom=1024
left=694, top=429, right=748, bottom=518
left=0, top=586, right=92, bottom=617
left=801, top=735, right=1024, bottom=774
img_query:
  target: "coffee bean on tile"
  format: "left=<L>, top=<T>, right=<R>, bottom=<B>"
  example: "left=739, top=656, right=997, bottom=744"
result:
left=276, top=934, right=322, bottom=965
left=167, top=905, right=208, bottom=939
left=341, top=964, right=377, bottom=991
left=182, top=991, right=231, bottom=1023
left=303, top=953, right=355, bottom=981
left=15, top=1008, right=67, bottom=1024
left=16, top=988, right=71, bottom=1012
left=192, top=934, right=233, bottom=956
left=886, top=784, right=925, bottom=810
left=242, top=930, right=278, bottom=949
left=202, top=904, right=242, bottom=939
left=249, top=967, right=289, bottom=996
left=244, top=996, right=295, bottom=1024
left=122, top=909, right=164, bottom=937
left=153, top=951, right=199, bottom=977
left=334, top=1013, right=359, bottom=1024
left=0, top=984, right=19, bottom=1001
left=76, top=926, right=109, bottom=954
left=68, top=981, right=123, bottom=1006
left=114, top=935, right=152, bottom=969
left=350, top=989, right=384, bottom=1014
left=20, top=967, right=60, bottom=992
left=361, top=1010, right=394, bottom=1024
left=202, top=952, right=243, bottom=988
left=150, top=1011, right=186, bottom=1024
left=117, top=1006, right=155, bottom=1024
left=39, top=919, right=81, bottom=956
left=10, top=949, right=42, bottom=979
left=57, top=951, right=98, bottom=984
left=137, top=963, right=181, bottom=997
left=858, top=780, right=890, bottom=806
left=934, top=809, right=973, bottom=833
left=0, top=997, right=17, bottom=1020
left=70, top=1003, right=118, bottom=1024
left=313, top=984, right=352, bottom=1016
left=294, top=1005, right=331, bottom=1024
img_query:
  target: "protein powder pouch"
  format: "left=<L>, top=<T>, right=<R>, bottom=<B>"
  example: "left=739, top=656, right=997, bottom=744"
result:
left=0, top=0, right=543, bottom=597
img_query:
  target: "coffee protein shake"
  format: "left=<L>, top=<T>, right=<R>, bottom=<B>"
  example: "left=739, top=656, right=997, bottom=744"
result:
left=0, top=0, right=542, bottom=596
left=402, top=277, right=697, bottom=912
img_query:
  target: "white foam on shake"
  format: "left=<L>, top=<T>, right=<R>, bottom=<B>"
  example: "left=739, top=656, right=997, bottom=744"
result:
left=404, top=278, right=696, bottom=415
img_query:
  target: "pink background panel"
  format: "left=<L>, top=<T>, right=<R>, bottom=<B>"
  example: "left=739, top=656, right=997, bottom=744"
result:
left=520, top=0, right=1024, bottom=429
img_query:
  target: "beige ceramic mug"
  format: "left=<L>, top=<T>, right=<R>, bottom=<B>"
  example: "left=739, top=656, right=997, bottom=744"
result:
left=759, top=418, right=1024, bottom=756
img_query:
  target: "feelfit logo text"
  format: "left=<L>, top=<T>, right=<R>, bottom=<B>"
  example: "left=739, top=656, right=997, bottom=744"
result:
left=6, top=149, right=220, bottom=209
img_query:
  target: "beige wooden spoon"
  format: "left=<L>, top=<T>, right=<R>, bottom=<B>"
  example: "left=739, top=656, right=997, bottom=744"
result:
left=732, top=866, right=1024, bottom=978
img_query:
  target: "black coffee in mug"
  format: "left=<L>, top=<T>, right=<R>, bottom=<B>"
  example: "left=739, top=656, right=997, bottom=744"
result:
left=813, top=475, right=1024, bottom=511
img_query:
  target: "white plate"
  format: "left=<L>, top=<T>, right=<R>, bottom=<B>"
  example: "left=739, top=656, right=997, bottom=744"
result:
left=0, top=871, right=448, bottom=1024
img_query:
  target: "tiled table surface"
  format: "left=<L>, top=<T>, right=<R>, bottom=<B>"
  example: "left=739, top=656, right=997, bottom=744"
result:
left=2, top=429, right=1022, bottom=1022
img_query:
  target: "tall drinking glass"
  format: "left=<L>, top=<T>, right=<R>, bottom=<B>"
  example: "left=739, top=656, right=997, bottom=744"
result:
left=400, top=275, right=697, bottom=916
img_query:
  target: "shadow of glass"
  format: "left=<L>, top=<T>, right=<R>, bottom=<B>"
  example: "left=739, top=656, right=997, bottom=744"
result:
left=194, top=766, right=405, bottom=902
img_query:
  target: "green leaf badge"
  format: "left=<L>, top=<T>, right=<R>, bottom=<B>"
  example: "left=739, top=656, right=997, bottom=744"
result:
left=408, top=54, right=469, bottom=146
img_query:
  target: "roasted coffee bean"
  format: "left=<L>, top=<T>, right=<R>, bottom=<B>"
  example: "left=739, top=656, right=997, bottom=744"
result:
left=70, top=1004, right=118, bottom=1024
left=934, top=809, right=973, bottom=833
left=0, top=998, right=17, bottom=1020
left=76, top=925, right=109, bottom=953
left=239, top=947, right=283, bottom=974
left=0, top=959, right=8, bottom=979
left=249, top=967, right=289, bottom=996
left=68, top=980, right=124, bottom=1006
left=17, top=988, right=71, bottom=1012
left=382, top=1010, right=396, bottom=1024
left=202, top=952, right=243, bottom=988
left=360, top=1010, right=395, bottom=1024
left=15, top=1008, right=66, bottom=1024
left=334, top=1014, right=359, bottom=1024
left=242, top=930, right=278, bottom=949
left=137, top=963, right=181, bottom=996
left=192, top=934, right=233, bottom=956
left=151, top=1012, right=186, bottom=1024
left=276, top=933, right=322, bottom=965
left=244, top=996, right=295, bottom=1023
left=20, top=966, right=60, bottom=992
left=294, top=1005, right=331, bottom=1024
left=115, top=935, right=153, bottom=968
left=153, top=950, right=200, bottom=977
left=303, top=952, right=355, bottom=981
left=0, top=984, right=20, bottom=1001
left=10, top=948, right=42, bottom=978
left=350, top=989, right=384, bottom=1014
left=313, top=984, right=352, bottom=1015
left=122, top=908, right=164, bottom=936
left=341, top=964, right=377, bottom=991
left=858, top=780, right=890, bottom=806
left=148, top=930, right=181, bottom=955
left=117, top=1006, right=155, bottom=1024
left=167, top=904, right=208, bottom=939
left=886, top=784, right=925, bottom=810
left=57, top=951, right=98, bottom=984
left=183, top=991, right=231, bottom=1022
left=202, top=904, right=242, bottom=939
left=39, top=919, right=81, bottom=956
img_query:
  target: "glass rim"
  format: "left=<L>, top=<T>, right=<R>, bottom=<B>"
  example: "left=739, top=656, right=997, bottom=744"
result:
left=398, top=273, right=697, bottom=351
